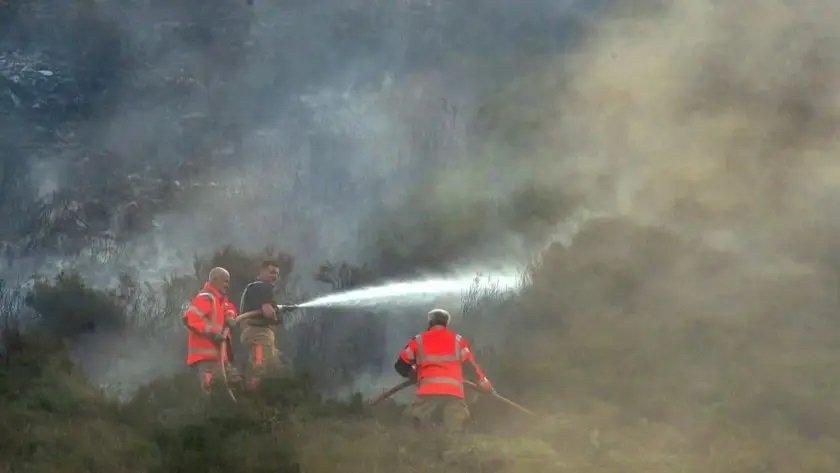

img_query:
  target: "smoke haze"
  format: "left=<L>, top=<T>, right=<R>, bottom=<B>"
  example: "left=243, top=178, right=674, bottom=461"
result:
left=5, top=0, right=840, bottom=411
left=1, top=0, right=601, bottom=288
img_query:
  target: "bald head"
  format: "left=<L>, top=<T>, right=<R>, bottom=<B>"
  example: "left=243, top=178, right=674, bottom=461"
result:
left=209, top=267, right=231, bottom=295
left=428, top=308, right=451, bottom=328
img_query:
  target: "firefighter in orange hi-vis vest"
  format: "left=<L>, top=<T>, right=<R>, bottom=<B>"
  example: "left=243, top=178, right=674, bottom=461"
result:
left=182, top=267, right=240, bottom=393
left=395, top=308, right=493, bottom=432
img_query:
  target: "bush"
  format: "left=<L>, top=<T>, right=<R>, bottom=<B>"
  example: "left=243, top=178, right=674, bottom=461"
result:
left=152, top=415, right=300, bottom=473
left=0, top=333, right=315, bottom=473
left=25, top=270, right=125, bottom=339
left=10, top=228, right=840, bottom=473
left=0, top=334, right=159, bottom=473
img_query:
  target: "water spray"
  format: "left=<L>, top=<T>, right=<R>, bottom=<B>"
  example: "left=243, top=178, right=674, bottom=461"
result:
left=293, top=270, right=524, bottom=309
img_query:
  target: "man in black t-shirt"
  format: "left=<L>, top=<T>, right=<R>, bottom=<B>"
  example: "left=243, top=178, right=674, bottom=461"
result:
left=239, top=260, right=288, bottom=390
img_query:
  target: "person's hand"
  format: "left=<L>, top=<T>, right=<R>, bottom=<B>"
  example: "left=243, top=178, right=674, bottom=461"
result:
left=224, top=317, right=237, bottom=328
left=262, top=303, right=277, bottom=320
left=478, top=377, right=494, bottom=393
left=212, top=332, right=227, bottom=343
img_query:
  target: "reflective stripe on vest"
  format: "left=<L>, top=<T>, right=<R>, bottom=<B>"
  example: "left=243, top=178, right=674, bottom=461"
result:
left=189, top=347, right=220, bottom=356
left=203, top=292, right=222, bottom=334
left=199, top=292, right=215, bottom=305
left=418, top=376, right=463, bottom=387
left=203, top=323, right=222, bottom=335
left=415, top=333, right=463, bottom=363
left=183, top=291, right=219, bottom=332
left=187, top=304, right=207, bottom=316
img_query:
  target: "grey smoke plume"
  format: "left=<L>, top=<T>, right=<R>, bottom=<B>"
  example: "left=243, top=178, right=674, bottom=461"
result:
left=2, top=0, right=601, bottom=286
left=2, top=0, right=601, bottom=393
left=547, top=1, right=840, bottom=269
left=10, top=0, right=840, bottom=403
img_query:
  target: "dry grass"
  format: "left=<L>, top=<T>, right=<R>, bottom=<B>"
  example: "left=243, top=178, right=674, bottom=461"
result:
left=4, top=216, right=840, bottom=473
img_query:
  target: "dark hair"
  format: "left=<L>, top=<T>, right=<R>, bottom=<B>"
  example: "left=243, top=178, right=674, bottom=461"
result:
left=261, top=260, right=281, bottom=269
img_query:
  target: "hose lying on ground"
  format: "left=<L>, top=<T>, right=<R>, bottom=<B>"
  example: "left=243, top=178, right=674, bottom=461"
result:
left=368, top=378, right=535, bottom=416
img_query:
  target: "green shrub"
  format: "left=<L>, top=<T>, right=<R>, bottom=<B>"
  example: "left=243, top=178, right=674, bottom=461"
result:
left=0, top=334, right=159, bottom=473
left=25, top=270, right=125, bottom=339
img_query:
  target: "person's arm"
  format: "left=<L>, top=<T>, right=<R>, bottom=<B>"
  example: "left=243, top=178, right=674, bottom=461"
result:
left=223, top=299, right=238, bottom=328
left=252, top=283, right=278, bottom=319
left=183, top=295, right=224, bottom=341
left=394, top=339, right=418, bottom=379
left=460, top=337, right=492, bottom=391
left=262, top=303, right=276, bottom=319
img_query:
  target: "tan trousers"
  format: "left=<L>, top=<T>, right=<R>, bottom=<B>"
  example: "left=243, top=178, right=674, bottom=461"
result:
left=240, top=325, right=288, bottom=388
left=405, top=395, right=471, bottom=432
left=193, top=359, right=241, bottom=393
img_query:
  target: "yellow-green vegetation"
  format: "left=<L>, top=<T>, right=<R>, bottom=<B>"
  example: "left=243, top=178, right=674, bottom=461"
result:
left=5, top=217, right=840, bottom=473
left=5, top=0, right=840, bottom=470
left=294, top=225, right=840, bottom=473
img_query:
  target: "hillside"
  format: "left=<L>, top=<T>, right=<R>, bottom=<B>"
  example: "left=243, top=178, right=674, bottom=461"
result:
left=4, top=217, right=840, bottom=472
left=4, top=0, right=840, bottom=472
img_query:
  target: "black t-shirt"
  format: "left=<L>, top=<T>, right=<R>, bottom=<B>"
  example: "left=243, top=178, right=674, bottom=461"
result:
left=239, top=280, right=276, bottom=325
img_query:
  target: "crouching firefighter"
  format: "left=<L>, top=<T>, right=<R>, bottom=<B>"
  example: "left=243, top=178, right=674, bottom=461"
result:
left=182, top=267, right=240, bottom=394
left=394, top=308, right=494, bottom=432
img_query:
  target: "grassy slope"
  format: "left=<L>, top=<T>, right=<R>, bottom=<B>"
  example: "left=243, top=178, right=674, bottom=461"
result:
left=4, top=220, right=840, bottom=473
left=296, top=218, right=840, bottom=473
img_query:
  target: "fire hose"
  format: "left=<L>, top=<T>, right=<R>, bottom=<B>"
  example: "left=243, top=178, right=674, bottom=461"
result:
left=463, top=380, right=535, bottom=416
left=368, top=378, right=535, bottom=416
left=219, top=326, right=237, bottom=403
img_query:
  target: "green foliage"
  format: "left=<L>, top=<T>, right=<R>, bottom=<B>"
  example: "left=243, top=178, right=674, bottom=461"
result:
left=0, top=336, right=158, bottom=473
left=0, top=335, right=315, bottom=473
left=25, top=270, right=125, bottom=339
left=152, top=412, right=300, bottom=473
left=7, top=227, right=840, bottom=473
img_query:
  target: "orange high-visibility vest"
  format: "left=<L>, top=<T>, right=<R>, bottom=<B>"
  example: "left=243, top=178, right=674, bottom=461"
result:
left=182, top=283, right=236, bottom=365
left=399, top=326, right=487, bottom=399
